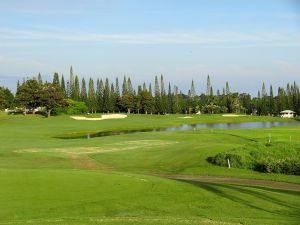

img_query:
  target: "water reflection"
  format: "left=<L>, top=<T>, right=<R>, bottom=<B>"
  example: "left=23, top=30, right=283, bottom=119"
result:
left=58, top=121, right=300, bottom=139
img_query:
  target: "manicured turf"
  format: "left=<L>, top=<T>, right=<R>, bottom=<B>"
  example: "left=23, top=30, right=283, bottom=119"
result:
left=0, top=112, right=299, bottom=224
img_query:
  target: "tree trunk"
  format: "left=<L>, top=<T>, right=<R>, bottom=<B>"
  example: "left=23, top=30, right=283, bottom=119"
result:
left=47, top=109, right=52, bottom=118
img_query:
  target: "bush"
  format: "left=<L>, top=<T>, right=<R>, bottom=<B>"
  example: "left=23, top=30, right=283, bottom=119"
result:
left=255, top=160, right=300, bottom=175
left=255, top=161, right=281, bottom=173
left=54, top=99, right=88, bottom=115
left=208, top=153, right=243, bottom=168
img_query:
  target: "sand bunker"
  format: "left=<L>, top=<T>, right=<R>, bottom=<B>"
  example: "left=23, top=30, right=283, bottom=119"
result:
left=178, top=116, right=193, bottom=119
left=222, top=114, right=246, bottom=117
left=71, top=114, right=127, bottom=121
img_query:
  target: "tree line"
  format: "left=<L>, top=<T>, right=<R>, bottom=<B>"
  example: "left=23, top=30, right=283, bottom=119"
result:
left=0, top=66, right=299, bottom=116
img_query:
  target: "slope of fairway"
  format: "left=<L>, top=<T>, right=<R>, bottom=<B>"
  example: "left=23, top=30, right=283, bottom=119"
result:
left=89, top=128, right=300, bottom=183
left=0, top=169, right=299, bottom=225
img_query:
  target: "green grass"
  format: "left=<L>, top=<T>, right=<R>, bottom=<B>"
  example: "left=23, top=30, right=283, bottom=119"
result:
left=0, top=112, right=300, bottom=224
left=1, top=169, right=300, bottom=225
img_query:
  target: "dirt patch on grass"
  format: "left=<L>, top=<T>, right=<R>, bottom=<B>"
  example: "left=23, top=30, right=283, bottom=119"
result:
left=222, top=114, right=246, bottom=117
left=69, top=153, right=113, bottom=170
left=0, top=217, right=241, bottom=225
left=159, top=174, right=300, bottom=192
left=15, top=140, right=177, bottom=155
left=69, top=154, right=99, bottom=170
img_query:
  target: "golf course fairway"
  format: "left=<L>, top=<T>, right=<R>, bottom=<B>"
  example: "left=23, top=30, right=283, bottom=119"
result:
left=0, top=113, right=299, bottom=225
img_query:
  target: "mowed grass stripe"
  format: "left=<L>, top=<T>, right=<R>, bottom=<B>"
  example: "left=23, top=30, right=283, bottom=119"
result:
left=0, top=169, right=299, bottom=225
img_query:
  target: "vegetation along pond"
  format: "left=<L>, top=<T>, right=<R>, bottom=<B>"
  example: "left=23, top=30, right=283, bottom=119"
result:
left=57, top=121, right=300, bottom=139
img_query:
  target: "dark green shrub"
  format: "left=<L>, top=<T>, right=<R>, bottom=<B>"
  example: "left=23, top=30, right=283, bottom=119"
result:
left=254, top=160, right=300, bottom=175
left=208, top=152, right=227, bottom=166
left=280, top=161, right=300, bottom=175
left=208, top=153, right=243, bottom=168
left=54, top=99, right=88, bottom=115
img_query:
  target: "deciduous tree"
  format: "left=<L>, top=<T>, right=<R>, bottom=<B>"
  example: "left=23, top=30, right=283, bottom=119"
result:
left=40, top=83, right=65, bottom=117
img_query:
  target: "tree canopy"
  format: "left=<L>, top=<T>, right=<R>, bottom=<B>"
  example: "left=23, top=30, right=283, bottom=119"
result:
left=1, top=67, right=299, bottom=116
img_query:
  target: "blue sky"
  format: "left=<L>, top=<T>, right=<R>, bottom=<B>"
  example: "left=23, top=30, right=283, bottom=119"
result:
left=0, top=0, right=299, bottom=94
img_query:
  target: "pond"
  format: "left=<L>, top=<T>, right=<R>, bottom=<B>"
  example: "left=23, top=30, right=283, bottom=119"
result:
left=57, top=121, right=300, bottom=139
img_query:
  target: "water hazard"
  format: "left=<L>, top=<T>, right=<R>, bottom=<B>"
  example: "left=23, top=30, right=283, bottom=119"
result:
left=57, top=121, right=300, bottom=139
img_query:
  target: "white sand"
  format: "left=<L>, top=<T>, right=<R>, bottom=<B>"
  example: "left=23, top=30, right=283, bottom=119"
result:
left=178, top=116, right=193, bottom=119
left=222, top=114, right=246, bottom=117
left=71, top=114, right=127, bottom=121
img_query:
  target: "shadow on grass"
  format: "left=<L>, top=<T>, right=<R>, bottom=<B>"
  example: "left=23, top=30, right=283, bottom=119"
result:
left=225, top=133, right=258, bottom=143
left=179, top=180, right=300, bottom=218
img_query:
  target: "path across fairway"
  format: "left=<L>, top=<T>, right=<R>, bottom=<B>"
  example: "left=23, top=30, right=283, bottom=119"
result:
left=65, top=154, right=300, bottom=192
left=156, top=174, right=300, bottom=192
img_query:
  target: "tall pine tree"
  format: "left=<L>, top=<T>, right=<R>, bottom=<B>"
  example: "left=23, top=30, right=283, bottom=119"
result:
left=160, top=75, right=167, bottom=114
left=127, top=77, right=134, bottom=95
left=269, top=85, right=275, bottom=115
left=38, top=73, right=43, bottom=85
left=206, top=75, right=211, bottom=96
left=80, top=78, right=87, bottom=102
left=143, top=82, right=147, bottom=92
left=190, top=80, right=196, bottom=98
left=226, top=81, right=230, bottom=95
left=88, top=78, right=96, bottom=113
left=96, top=79, right=104, bottom=112
left=74, top=75, right=80, bottom=100
left=148, top=84, right=152, bottom=96
left=103, top=78, right=110, bottom=112
left=115, top=77, right=120, bottom=97
left=167, top=82, right=173, bottom=113
left=261, top=82, right=267, bottom=115
left=69, top=66, right=75, bottom=99
left=53, top=72, right=60, bottom=87
left=110, top=83, right=116, bottom=112
left=122, top=76, right=128, bottom=96
left=154, top=76, right=161, bottom=114
left=60, top=75, right=66, bottom=97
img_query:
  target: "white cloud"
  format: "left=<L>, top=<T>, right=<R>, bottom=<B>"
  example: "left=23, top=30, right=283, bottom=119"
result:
left=0, top=27, right=300, bottom=47
left=274, top=60, right=300, bottom=74
left=0, top=55, right=57, bottom=75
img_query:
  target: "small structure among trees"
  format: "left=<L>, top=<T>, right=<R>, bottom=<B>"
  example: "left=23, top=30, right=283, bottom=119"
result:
left=280, top=110, right=296, bottom=118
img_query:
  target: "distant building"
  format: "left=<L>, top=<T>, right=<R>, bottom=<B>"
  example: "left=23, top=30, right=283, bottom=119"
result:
left=280, top=110, right=295, bottom=118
